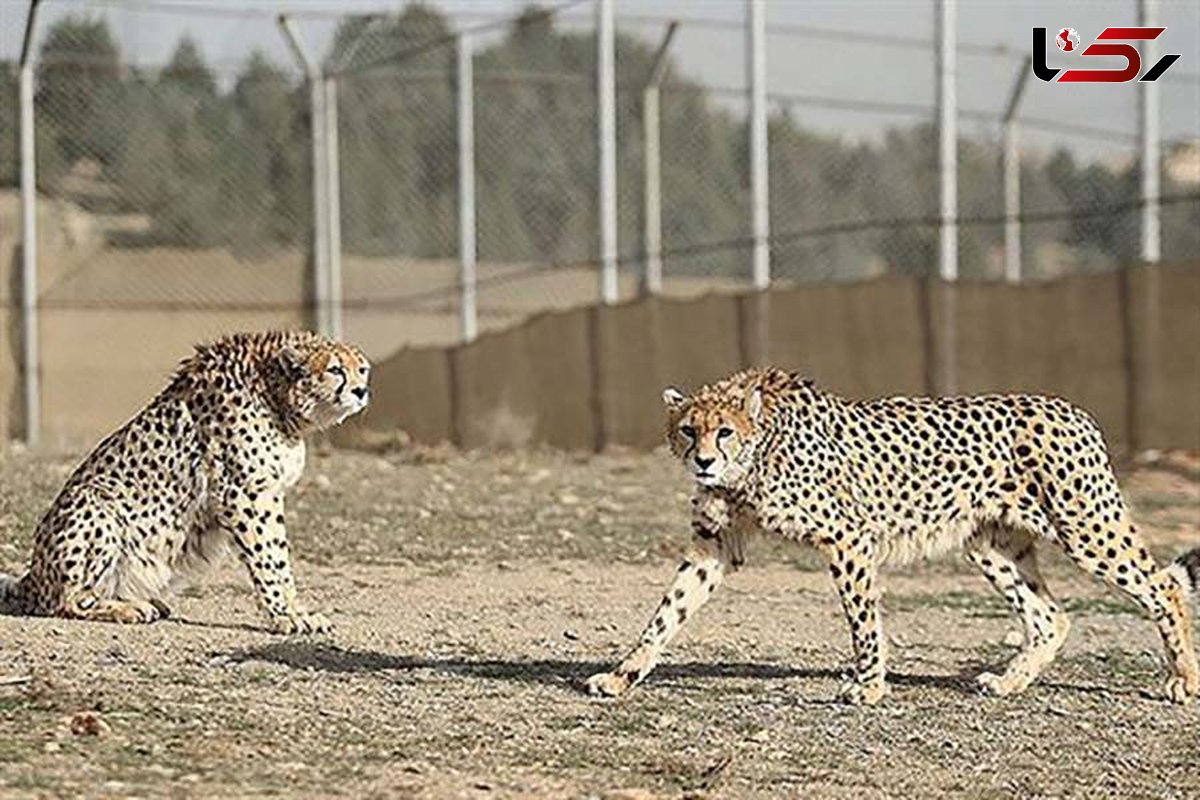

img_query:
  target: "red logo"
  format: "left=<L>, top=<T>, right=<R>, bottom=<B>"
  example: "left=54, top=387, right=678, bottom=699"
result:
left=1033, top=27, right=1181, bottom=83
left=1056, top=28, right=1080, bottom=52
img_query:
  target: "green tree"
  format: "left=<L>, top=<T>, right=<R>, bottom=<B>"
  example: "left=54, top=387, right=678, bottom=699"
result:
left=0, top=66, right=16, bottom=187
left=160, top=36, right=217, bottom=99
left=336, top=5, right=456, bottom=257
left=36, top=16, right=124, bottom=169
left=113, top=36, right=228, bottom=246
left=227, top=52, right=305, bottom=247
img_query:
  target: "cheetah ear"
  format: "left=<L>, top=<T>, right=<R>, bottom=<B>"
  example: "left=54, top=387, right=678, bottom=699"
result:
left=745, top=386, right=763, bottom=423
left=662, top=387, right=687, bottom=410
left=277, top=346, right=308, bottom=380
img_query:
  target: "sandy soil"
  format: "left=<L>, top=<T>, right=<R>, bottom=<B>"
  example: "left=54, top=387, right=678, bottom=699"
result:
left=1, top=447, right=1198, bottom=799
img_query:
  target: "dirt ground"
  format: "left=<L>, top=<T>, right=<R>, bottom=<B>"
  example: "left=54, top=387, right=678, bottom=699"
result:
left=0, top=445, right=1198, bottom=799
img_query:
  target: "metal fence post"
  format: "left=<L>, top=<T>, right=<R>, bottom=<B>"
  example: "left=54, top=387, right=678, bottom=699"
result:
left=935, top=0, right=957, bottom=395
left=324, top=74, right=342, bottom=341
left=1002, top=55, right=1031, bottom=283
left=19, top=0, right=42, bottom=447
left=1138, top=0, right=1161, bottom=263
left=641, top=22, right=678, bottom=297
left=597, top=0, right=618, bottom=305
left=936, top=0, right=957, bottom=283
left=747, top=0, right=770, bottom=290
left=458, top=32, right=477, bottom=342
left=278, top=15, right=331, bottom=337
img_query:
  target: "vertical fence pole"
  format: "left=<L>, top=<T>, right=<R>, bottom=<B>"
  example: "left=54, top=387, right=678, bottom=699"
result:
left=641, top=21, right=677, bottom=297
left=1138, top=0, right=1161, bottom=264
left=324, top=75, right=342, bottom=340
left=278, top=16, right=331, bottom=337
left=1002, top=122, right=1020, bottom=282
left=935, top=0, right=957, bottom=395
left=309, top=76, right=330, bottom=336
left=936, top=0, right=957, bottom=283
left=19, top=0, right=42, bottom=447
left=1002, top=55, right=1031, bottom=283
left=458, top=32, right=477, bottom=343
left=642, top=85, right=661, bottom=296
left=747, top=0, right=770, bottom=290
left=597, top=0, right=618, bottom=304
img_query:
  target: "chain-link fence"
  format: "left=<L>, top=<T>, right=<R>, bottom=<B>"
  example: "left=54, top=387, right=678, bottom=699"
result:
left=1, top=0, right=1197, bottom=445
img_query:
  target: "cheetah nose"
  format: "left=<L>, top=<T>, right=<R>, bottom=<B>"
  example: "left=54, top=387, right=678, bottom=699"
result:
left=352, top=386, right=368, bottom=401
left=695, top=456, right=715, bottom=470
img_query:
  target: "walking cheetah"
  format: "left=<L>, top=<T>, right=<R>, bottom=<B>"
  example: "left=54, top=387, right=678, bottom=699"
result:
left=587, top=367, right=1200, bottom=705
left=0, top=331, right=370, bottom=634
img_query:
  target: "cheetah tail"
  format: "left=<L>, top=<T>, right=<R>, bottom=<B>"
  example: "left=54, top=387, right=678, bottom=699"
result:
left=1167, top=548, right=1200, bottom=599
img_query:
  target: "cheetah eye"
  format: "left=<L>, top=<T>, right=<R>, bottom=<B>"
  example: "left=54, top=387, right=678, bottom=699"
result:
left=327, top=364, right=345, bottom=376
left=679, top=425, right=696, bottom=439
left=717, top=427, right=734, bottom=440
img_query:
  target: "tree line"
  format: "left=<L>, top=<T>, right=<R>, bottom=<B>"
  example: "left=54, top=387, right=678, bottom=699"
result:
left=1, top=5, right=1195, bottom=278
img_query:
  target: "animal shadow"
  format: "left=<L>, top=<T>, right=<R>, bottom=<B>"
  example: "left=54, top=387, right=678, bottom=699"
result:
left=218, top=640, right=977, bottom=696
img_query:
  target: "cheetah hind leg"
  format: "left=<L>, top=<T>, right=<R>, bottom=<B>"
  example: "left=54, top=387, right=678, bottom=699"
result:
left=967, top=528, right=1070, bottom=697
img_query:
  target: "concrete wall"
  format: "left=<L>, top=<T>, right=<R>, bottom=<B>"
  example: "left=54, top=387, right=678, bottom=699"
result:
left=340, top=265, right=1200, bottom=454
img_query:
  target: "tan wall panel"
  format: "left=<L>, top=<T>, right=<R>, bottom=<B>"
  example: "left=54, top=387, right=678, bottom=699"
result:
left=5, top=266, right=1197, bottom=453
left=452, top=308, right=593, bottom=449
left=946, top=273, right=1129, bottom=446
left=520, top=309, right=596, bottom=449
left=765, top=277, right=927, bottom=398
left=333, top=346, right=454, bottom=447
left=1127, top=264, right=1200, bottom=449
left=39, top=309, right=302, bottom=449
left=579, top=294, right=744, bottom=449
left=593, top=300, right=660, bottom=448
left=0, top=307, right=14, bottom=441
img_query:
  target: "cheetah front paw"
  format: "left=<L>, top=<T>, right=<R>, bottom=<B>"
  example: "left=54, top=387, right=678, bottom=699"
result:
left=976, top=669, right=1034, bottom=697
left=838, top=680, right=888, bottom=706
left=270, top=610, right=332, bottom=635
left=1164, top=675, right=1198, bottom=705
left=975, top=671, right=1012, bottom=697
left=586, top=670, right=632, bottom=699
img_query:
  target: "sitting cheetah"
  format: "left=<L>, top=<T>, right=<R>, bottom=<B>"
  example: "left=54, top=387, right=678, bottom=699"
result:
left=0, top=331, right=370, bottom=634
left=587, top=367, right=1200, bottom=705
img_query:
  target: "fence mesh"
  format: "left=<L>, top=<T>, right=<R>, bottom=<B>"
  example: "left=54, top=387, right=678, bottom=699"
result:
left=0, top=0, right=1197, bottom=445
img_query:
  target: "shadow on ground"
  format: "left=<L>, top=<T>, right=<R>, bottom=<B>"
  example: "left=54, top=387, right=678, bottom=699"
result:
left=218, top=640, right=982, bottom=695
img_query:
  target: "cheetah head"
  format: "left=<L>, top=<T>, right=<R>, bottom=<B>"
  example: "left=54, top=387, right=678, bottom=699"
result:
left=663, top=382, right=763, bottom=488
left=277, top=341, right=371, bottom=431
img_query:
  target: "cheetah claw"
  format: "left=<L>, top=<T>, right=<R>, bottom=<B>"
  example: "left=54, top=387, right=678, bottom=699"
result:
left=148, top=598, right=172, bottom=620
left=116, top=599, right=167, bottom=624
left=838, top=680, right=888, bottom=706
left=586, top=671, right=630, bottom=699
left=270, top=610, right=332, bottom=635
left=975, top=671, right=1009, bottom=697
left=1164, top=675, right=1197, bottom=705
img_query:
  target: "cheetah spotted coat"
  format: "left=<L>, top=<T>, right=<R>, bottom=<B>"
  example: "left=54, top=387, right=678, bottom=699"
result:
left=0, top=330, right=369, bottom=633
left=588, top=367, right=1200, bottom=705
